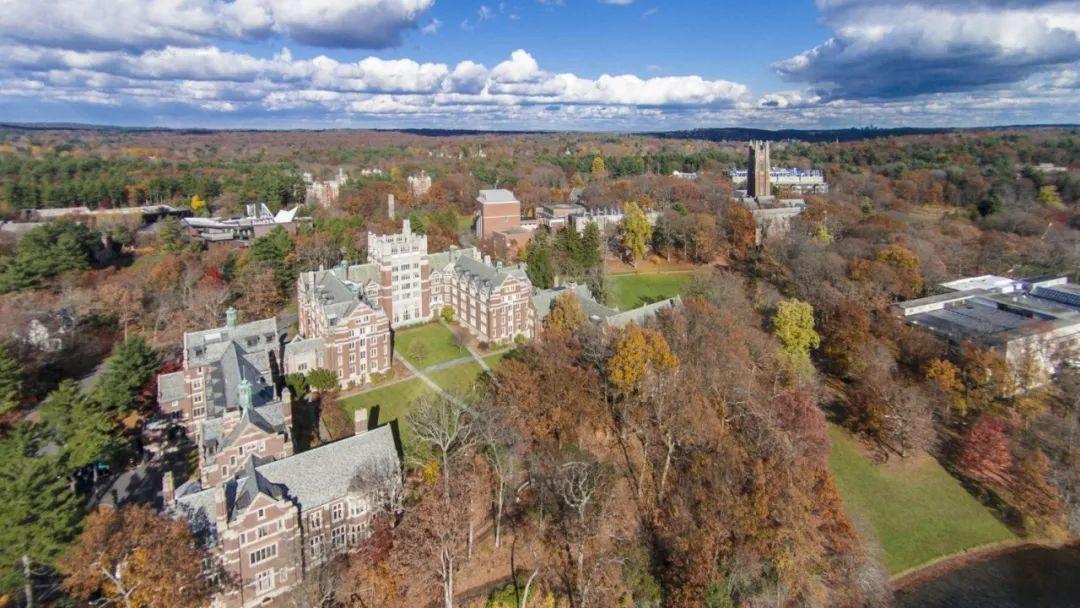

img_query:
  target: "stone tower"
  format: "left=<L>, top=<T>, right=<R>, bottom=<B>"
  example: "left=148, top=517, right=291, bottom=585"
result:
left=748, top=140, right=771, bottom=198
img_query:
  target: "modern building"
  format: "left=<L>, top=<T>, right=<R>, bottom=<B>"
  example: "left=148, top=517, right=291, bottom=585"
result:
left=476, top=189, right=522, bottom=240
left=893, top=275, right=1080, bottom=386
left=168, top=414, right=403, bottom=608
left=182, top=204, right=302, bottom=246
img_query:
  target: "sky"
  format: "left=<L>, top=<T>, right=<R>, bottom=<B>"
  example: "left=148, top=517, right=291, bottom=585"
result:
left=0, top=0, right=1078, bottom=131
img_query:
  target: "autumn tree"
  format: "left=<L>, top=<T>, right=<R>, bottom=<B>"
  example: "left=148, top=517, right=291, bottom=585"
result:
left=1012, top=450, right=1066, bottom=532
left=61, top=505, right=217, bottom=608
left=724, top=205, right=757, bottom=260
left=545, top=291, right=586, bottom=335
left=956, top=415, right=1012, bottom=484
left=772, top=299, right=820, bottom=378
left=617, top=202, right=652, bottom=265
left=606, top=323, right=679, bottom=396
left=873, top=244, right=923, bottom=298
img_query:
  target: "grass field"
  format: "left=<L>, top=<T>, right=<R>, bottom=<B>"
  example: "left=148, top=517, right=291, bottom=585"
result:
left=393, top=322, right=468, bottom=369
left=339, top=378, right=433, bottom=427
left=428, top=361, right=487, bottom=395
left=607, top=271, right=693, bottom=310
left=828, top=426, right=1015, bottom=574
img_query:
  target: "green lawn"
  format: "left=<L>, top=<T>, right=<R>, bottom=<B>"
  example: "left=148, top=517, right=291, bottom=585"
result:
left=482, top=351, right=510, bottom=369
left=828, top=426, right=1015, bottom=574
left=607, top=272, right=692, bottom=311
left=428, top=361, right=488, bottom=395
left=339, top=378, right=433, bottom=427
left=394, top=322, right=469, bottom=369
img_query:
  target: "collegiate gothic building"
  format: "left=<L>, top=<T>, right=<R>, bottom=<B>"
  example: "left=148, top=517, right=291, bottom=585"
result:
left=289, top=220, right=533, bottom=386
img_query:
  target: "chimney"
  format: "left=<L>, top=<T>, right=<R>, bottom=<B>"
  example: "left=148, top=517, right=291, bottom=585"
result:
left=354, top=407, right=368, bottom=435
left=162, top=471, right=176, bottom=507
left=225, top=307, right=237, bottom=330
left=387, top=193, right=395, bottom=219
left=214, top=485, right=227, bottom=526
left=483, top=254, right=492, bottom=266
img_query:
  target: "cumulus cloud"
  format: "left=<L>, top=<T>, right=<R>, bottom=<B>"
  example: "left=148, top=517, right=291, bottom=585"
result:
left=774, top=0, right=1080, bottom=100
left=0, top=44, right=753, bottom=126
left=0, top=0, right=435, bottom=50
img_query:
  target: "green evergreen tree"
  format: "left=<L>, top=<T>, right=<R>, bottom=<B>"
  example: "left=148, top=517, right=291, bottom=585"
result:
left=0, top=344, right=22, bottom=415
left=93, top=337, right=160, bottom=414
left=0, top=221, right=95, bottom=292
left=41, top=380, right=119, bottom=471
left=0, top=423, right=82, bottom=600
left=525, top=234, right=555, bottom=289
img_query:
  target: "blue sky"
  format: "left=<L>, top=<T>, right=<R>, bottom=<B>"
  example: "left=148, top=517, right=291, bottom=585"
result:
left=0, top=0, right=1077, bottom=130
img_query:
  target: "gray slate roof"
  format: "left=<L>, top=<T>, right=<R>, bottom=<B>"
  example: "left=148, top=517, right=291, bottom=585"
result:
left=532, top=284, right=681, bottom=328
left=477, top=189, right=517, bottom=204
left=258, top=425, right=400, bottom=510
left=173, top=426, right=400, bottom=526
left=157, top=371, right=186, bottom=403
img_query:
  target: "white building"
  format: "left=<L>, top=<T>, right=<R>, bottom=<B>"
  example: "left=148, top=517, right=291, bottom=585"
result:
left=730, top=168, right=828, bottom=195
left=367, top=221, right=429, bottom=327
left=407, top=171, right=432, bottom=197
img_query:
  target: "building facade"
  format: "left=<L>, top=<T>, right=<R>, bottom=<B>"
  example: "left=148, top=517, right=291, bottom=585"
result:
left=748, top=140, right=771, bottom=198
left=169, top=417, right=403, bottom=608
left=289, top=264, right=394, bottom=388
left=476, top=189, right=522, bottom=239
left=894, top=275, right=1080, bottom=387
left=157, top=309, right=287, bottom=437
left=293, top=221, right=534, bottom=353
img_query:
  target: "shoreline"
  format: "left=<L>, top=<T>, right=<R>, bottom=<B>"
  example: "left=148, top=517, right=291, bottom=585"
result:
left=891, top=537, right=1080, bottom=593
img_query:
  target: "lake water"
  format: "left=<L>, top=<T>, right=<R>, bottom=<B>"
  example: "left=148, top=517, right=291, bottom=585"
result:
left=896, top=545, right=1080, bottom=608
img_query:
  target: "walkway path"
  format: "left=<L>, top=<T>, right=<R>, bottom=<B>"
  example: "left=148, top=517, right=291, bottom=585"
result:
left=396, top=355, right=467, bottom=406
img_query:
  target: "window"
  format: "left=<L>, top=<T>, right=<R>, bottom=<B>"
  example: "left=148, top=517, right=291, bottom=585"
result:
left=193, top=394, right=203, bottom=404
left=257, top=524, right=271, bottom=539
left=309, top=536, right=322, bottom=559
left=257, top=508, right=265, bottom=519
left=331, top=526, right=347, bottom=549
left=331, top=502, right=344, bottom=522
left=249, top=544, right=277, bottom=566
left=255, top=570, right=274, bottom=595
left=309, top=511, right=322, bottom=529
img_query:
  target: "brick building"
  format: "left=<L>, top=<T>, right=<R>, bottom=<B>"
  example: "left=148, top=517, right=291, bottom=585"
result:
left=475, top=189, right=522, bottom=239
left=287, top=262, right=394, bottom=388
left=156, top=308, right=288, bottom=437
left=168, top=416, right=402, bottom=608
left=292, top=221, right=533, bottom=358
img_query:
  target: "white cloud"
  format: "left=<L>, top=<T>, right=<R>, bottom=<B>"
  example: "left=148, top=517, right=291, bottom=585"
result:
left=421, top=19, right=442, bottom=35
left=775, top=0, right=1080, bottom=99
left=0, top=0, right=436, bottom=50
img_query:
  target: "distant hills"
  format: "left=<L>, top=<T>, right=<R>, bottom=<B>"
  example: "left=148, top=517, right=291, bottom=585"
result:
left=1, top=122, right=1075, bottom=143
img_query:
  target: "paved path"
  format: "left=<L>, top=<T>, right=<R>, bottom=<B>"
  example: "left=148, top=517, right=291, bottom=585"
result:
left=396, top=355, right=466, bottom=406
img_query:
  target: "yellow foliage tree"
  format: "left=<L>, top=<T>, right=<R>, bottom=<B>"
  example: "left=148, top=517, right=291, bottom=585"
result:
left=190, top=194, right=206, bottom=211
left=545, top=291, right=586, bottom=335
left=773, top=299, right=820, bottom=378
left=606, top=324, right=679, bottom=394
left=591, top=156, right=606, bottom=175
left=618, top=201, right=652, bottom=265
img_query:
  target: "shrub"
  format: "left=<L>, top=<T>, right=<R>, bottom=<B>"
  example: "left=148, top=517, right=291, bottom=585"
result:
left=284, top=372, right=309, bottom=399
left=440, top=305, right=455, bottom=324
left=307, top=368, right=339, bottom=391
